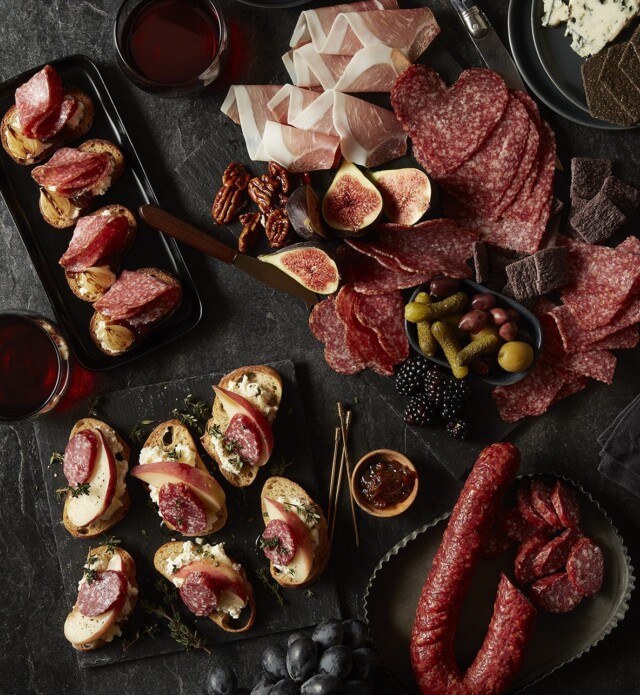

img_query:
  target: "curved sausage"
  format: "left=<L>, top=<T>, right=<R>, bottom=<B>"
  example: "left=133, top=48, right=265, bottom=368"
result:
left=411, top=442, right=533, bottom=695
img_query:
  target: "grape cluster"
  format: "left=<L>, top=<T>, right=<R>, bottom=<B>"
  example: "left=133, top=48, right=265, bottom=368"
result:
left=204, top=619, right=379, bottom=695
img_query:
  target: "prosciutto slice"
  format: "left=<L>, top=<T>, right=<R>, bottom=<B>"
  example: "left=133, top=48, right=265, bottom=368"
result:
left=31, top=148, right=112, bottom=198
left=261, top=121, right=340, bottom=172
left=267, top=85, right=323, bottom=125
left=59, top=213, right=130, bottom=272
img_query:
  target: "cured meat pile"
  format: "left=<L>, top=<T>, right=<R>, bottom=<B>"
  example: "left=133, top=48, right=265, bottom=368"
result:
left=309, top=220, right=479, bottom=375
left=222, top=1, right=440, bottom=171
left=488, top=479, right=604, bottom=614
left=391, top=66, right=556, bottom=255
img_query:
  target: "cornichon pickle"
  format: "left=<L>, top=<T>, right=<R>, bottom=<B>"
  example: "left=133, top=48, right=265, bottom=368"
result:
left=454, top=334, right=500, bottom=367
left=424, top=292, right=469, bottom=321
left=405, top=301, right=429, bottom=323
left=431, top=321, right=469, bottom=379
left=415, top=292, right=437, bottom=357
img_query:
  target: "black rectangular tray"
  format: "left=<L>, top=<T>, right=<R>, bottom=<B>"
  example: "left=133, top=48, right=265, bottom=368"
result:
left=32, top=360, right=341, bottom=667
left=0, top=55, right=202, bottom=370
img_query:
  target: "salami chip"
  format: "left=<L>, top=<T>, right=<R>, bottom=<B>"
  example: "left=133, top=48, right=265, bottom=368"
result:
left=76, top=569, right=126, bottom=617
left=353, top=291, right=409, bottom=364
left=530, top=480, right=562, bottom=529
left=515, top=532, right=551, bottom=585
left=566, top=537, right=604, bottom=597
left=516, top=486, right=548, bottom=530
left=15, top=65, right=64, bottom=139
left=550, top=481, right=580, bottom=531
left=179, top=571, right=220, bottom=617
left=63, top=429, right=99, bottom=486
left=309, top=295, right=365, bottom=374
left=59, top=214, right=130, bottom=272
left=158, top=482, right=208, bottom=534
left=531, top=572, right=583, bottom=613
left=503, top=506, right=538, bottom=543
left=532, top=529, right=579, bottom=578
left=224, top=413, right=263, bottom=466
left=261, top=519, right=297, bottom=565
left=31, top=148, right=112, bottom=198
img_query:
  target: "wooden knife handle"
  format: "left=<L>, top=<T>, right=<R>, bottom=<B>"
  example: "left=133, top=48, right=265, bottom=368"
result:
left=139, top=204, right=238, bottom=265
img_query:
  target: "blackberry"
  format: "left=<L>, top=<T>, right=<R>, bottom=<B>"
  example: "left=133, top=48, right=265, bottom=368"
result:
left=424, top=369, right=448, bottom=405
left=444, top=378, right=472, bottom=406
left=396, top=356, right=432, bottom=396
left=404, top=394, right=438, bottom=427
left=447, top=419, right=469, bottom=441
left=440, top=403, right=464, bottom=421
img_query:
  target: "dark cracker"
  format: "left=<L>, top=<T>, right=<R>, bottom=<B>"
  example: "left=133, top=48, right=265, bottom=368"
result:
left=570, top=191, right=628, bottom=244
left=619, top=41, right=640, bottom=94
left=582, top=50, right=635, bottom=126
left=570, top=158, right=613, bottom=201
left=535, top=246, right=569, bottom=293
left=473, top=241, right=490, bottom=284
left=601, top=43, right=640, bottom=122
left=600, top=175, right=640, bottom=217
left=485, top=246, right=525, bottom=291
left=505, top=256, right=538, bottom=302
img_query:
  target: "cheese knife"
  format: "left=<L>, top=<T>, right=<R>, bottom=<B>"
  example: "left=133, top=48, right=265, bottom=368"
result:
left=139, top=204, right=319, bottom=310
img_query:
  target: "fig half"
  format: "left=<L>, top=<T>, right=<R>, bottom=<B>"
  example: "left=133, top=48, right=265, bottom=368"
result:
left=322, top=160, right=383, bottom=237
left=370, top=168, right=432, bottom=225
left=258, top=242, right=340, bottom=295
left=287, top=184, right=329, bottom=242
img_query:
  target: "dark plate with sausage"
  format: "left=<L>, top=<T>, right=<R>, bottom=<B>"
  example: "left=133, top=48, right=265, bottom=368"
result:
left=0, top=55, right=202, bottom=371
left=363, top=473, right=634, bottom=694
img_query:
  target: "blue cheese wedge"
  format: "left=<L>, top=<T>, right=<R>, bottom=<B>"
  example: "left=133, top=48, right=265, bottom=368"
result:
left=542, top=0, right=570, bottom=26
left=565, top=0, right=639, bottom=57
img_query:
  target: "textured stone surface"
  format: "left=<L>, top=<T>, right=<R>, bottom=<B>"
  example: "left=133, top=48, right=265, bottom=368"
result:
left=0, top=1, right=639, bottom=694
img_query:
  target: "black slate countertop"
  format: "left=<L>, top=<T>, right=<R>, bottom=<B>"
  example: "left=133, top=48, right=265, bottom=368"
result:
left=1, top=1, right=640, bottom=694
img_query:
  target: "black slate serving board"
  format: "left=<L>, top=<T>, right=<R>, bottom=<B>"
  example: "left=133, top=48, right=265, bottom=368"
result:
left=32, top=360, right=340, bottom=667
left=0, top=55, right=202, bottom=370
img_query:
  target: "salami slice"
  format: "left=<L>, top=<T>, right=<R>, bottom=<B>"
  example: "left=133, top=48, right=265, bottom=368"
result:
left=158, top=482, right=208, bottom=534
left=530, top=572, right=583, bottom=613
left=59, top=214, right=130, bottom=272
left=515, top=532, right=551, bottom=585
left=31, top=148, right=112, bottom=198
left=566, top=538, right=604, bottom=597
left=550, top=481, right=581, bottom=531
left=63, top=429, right=99, bottom=486
left=530, top=480, right=562, bottom=529
left=34, top=95, right=78, bottom=141
left=224, top=413, right=262, bottom=467
left=309, top=295, right=365, bottom=374
left=261, top=519, right=297, bottom=565
left=516, top=486, right=548, bottom=530
left=503, top=506, right=538, bottom=543
left=179, top=571, right=220, bottom=616
left=15, top=65, right=64, bottom=140
left=76, top=569, right=127, bottom=617
left=353, top=291, right=408, bottom=364
left=532, top=529, right=579, bottom=578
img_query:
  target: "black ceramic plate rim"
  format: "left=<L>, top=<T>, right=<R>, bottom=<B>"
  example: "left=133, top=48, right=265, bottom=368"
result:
left=362, top=473, right=635, bottom=694
left=404, top=279, right=543, bottom=387
left=507, top=0, right=639, bottom=131
left=0, top=55, right=203, bottom=371
left=235, top=0, right=310, bottom=6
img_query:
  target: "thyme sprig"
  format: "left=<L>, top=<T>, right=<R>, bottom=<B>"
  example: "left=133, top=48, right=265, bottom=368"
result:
left=130, top=420, right=155, bottom=446
left=171, top=393, right=211, bottom=435
left=255, top=567, right=284, bottom=607
left=49, top=451, right=64, bottom=467
left=270, top=457, right=293, bottom=477
left=122, top=623, right=159, bottom=652
left=104, top=537, right=121, bottom=554
left=56, top=482, right=90, bottom=501
left=284, top=501, right=320, bottom=526
left=83, top=566, right=98, bottom=584
left=87, top=395, right=100, bottom=417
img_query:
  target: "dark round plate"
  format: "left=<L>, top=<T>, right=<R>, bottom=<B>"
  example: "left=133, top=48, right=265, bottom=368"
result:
left=530, top=0, right=589, bottom=112
left=507, top=0, right=634, bottom=130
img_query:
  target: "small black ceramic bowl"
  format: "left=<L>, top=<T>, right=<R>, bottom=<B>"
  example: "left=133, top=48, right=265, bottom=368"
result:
left=405, top=279, right=543, bottom=386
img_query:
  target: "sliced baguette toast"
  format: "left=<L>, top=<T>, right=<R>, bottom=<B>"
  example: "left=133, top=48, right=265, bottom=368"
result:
left=65, top=204, right=138, bottom=303
left=62, top=418, right=131, bottom=539
left=39, top=138, right=125, bottom=229
left=201, top=365, right=282, bottom=489
left=65, top=545, right=138, bottom=652
left=89, top=267, right=181, bottom=356
left=154, top=541, right=255, bottom=633
left=1, top=88, right=94, bottom=166
left=138, top=419, right=227, bottom=535
left=260, top=476, right=330, bottom=589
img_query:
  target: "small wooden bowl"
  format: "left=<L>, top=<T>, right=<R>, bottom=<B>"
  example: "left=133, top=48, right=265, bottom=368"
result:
left=351, top=449, right=419, bottom=518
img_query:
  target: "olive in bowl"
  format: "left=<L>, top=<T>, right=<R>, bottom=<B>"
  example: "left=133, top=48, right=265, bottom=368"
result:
left=404, top=278, right=543, bottom=386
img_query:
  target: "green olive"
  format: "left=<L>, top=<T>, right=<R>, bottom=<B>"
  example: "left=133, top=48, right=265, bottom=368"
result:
left=405, top=301, right=429, bottom=323
left=498, top=341, right=534, bottom=373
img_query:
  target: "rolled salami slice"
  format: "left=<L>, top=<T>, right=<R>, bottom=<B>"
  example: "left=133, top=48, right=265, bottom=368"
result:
left=531, top=572, right=583, bottom=613
left=566, top=537, right=604, bottom=597
left=158, top=482, right=208, bottom=535
left=261, top=519, right=297, bottom=565
left=31, top=148, right=112, bottom=198
left=15, top=65, right=64, bottom=140
left=76, top=570, right=127, bottom=617
left=224, top=413, right=263, bottom=467
left=550, top=481, right=581, bottom=531
left=530, top=480, right=562, bottom=529
left=63, top=429, right=99, bottom=486
left=59, top=213, right=130, bottom=272
left=179, top=571, right=221, bottom=617
left=532, top=529, right=579, bottom=579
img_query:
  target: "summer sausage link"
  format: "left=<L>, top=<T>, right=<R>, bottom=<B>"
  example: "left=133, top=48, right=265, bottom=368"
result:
left=410, top=443, right=524, bottom=695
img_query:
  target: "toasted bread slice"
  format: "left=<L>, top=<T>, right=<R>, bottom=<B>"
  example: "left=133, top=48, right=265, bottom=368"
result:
left=138, top=419, right=227, bottom=535
left=65, top=545, right=138, bottom=652
left=154, top=541, right=255, bottom=633
left=62, top=418, right=131, bottom=539
left=260, top=476, right=330, bottom=589
left=1, top=88, right=94, bottom=166
left=39, top=138, right=125, bottom=229
left=65, top=204, right=138, bottom=303
left=89, top=267, right=181, bottom=356
left=201, top=365, right=282, bottom=489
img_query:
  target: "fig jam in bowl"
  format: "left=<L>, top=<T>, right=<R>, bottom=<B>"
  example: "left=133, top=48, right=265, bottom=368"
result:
left=114, top=0, right=229, bottom=97
left=351, top=449, right=418, bottom=518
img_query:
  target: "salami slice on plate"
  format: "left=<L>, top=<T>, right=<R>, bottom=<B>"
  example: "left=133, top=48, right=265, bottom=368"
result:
left=309, top=295, right=365, bottom=374
left=531, top=572, right=583, bottom=613
left=551, top=481, right=581, bottom=531
left=532, top=529, right=579, bottom=578
left=59, top=214, right=130, bottom=272
left=15, top=65, right=64, bottom=140
left=31, top=148, right=112, bottom=198
left=76, top=570, right=127, bottom=617
left=63, top=429, right=99, bottom=486
left=566, top=537, right=604, bottom=597
left=515, top=532, right=552, bottom=585
left=530, top=480, right=562, bottom=529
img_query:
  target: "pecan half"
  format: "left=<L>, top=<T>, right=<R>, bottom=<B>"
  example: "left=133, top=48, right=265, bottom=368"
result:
left=212, top=184, right=245, bottom=224
left=248, top=174, right=279, bottom=213
left=264, top=208, right=291, bottom=248
left=268, top=161, right=291, bottom=194
left=222, top=162, right=250, bottom=190
left=238, top=212, right=261, bottom=253
left=276, top=192, right=289, bottom=210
